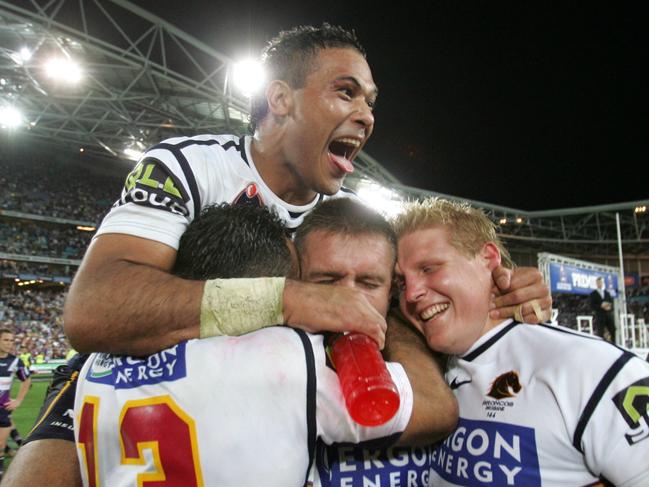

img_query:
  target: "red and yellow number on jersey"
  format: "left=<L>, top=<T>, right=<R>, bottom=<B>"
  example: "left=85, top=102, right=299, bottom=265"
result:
left=78, top=395, right=204, bottom=487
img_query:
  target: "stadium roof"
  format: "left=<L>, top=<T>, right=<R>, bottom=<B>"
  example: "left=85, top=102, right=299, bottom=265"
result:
left=0, top=0, right=647, bottom=262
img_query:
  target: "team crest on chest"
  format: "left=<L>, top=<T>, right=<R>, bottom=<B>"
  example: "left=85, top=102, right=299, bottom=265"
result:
left=482, top=370, right=522, bottom=418
left=233, top=183, right=264, bottom=207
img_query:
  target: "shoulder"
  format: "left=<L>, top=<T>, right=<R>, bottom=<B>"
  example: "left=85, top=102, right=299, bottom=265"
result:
left=514, top=323, right=622, bottom=364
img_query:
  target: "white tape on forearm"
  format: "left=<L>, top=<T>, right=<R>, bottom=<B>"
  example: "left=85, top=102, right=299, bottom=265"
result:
left=200, top=277, right=285, bottom=338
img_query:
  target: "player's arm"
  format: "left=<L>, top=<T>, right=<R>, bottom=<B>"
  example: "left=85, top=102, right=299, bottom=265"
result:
left=64, top=235, right=387, bottom=355
left=383, top=309, right=458, bottom=446
left=5, top=376, right=31, bottom=412
left=490, top=265, right=553, bottom=323
left=1, top=439, right=82, bottom=487
left=63, top=233, right=202, bottom=354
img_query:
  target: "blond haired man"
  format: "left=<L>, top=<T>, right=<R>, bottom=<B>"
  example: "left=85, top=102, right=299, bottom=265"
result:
left=394, top=198, right=649, bottom=487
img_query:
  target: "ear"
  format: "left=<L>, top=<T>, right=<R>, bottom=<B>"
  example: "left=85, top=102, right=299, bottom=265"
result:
left=265, top=80, right=292, bottom=118
left=479, top=242, right=501, bottom=272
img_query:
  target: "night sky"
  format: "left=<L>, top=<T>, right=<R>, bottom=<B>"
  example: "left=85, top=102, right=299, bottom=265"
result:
left=132, top=1, right=648, bottom=211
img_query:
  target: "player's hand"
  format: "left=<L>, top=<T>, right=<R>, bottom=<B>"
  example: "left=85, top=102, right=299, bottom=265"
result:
left=5, top=399, right=21, bottom=411
left=282, top=280, right=387, bottom=348
left=489, top=266, right=552, bottom=323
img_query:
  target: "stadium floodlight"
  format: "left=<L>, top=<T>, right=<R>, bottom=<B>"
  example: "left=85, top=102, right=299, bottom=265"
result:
left=123, top=147, right=144, bottom=161
left=232, top=59, right=265, bottom=97
left=0, top=106, right=24, bottom=128
left=355, top=179, right=405, bottom=218
left=19, top=47, right=32, bottom=62
left=44, top=58, right=82, bottom=84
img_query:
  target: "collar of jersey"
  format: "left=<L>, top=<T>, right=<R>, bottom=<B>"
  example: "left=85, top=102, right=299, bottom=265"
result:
left=244, top=136, right=323, bottom=212
left=461, top=319, right=518, bottom=362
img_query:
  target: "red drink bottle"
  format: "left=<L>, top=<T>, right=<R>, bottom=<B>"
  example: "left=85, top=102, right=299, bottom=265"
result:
left=329, top=332, right=400, bottom=426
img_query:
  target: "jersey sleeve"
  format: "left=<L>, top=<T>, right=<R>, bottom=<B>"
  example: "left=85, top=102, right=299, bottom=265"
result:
left=580, top=353, right=649, bottom=486
left=95, top=138, right=220, bottom=249
left=315, top=342, right=414, bottom=447
left=15, top=358, right=30, bottom=381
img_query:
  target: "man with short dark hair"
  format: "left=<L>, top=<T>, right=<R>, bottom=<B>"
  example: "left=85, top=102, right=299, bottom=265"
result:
left=0, top=329, right=30, bottom=481
left=63, top=23, right=551, bottom=358
left=297, top=198, right=456, bottom=485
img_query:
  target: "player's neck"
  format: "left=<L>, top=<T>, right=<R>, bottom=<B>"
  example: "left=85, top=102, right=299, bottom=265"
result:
left=0, top=352, right=8, bottom=358
left=250, top=133, right=318, bottom=206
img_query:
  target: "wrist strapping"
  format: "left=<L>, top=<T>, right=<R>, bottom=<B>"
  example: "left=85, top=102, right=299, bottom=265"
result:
left=200, top=277, right=285, bottom=338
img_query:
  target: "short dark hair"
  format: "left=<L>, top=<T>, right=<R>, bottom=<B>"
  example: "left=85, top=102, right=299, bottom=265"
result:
left=294, top=198, right=396, bottom=263
left=173, top=204, right=293, bottom=280
left=0, top=329, right=13, bottom=337
left=249, top=23, right=366, bottom=131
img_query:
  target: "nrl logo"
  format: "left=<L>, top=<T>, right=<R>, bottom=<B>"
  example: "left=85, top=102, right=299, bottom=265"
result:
left=613, top=377, right=649, bottom=445
left=233, top=183, right=264, bottom=207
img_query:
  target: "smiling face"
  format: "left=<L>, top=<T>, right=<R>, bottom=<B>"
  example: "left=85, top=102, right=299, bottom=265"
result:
left=299, top=230, right=393, bottom=318
left=282, top=47, right=377, bottom=199
left=396, top=227, right=500, bottom=355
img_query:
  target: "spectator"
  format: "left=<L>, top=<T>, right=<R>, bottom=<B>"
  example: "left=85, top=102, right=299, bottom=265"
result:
left=590, top=276, right=616, bottom=343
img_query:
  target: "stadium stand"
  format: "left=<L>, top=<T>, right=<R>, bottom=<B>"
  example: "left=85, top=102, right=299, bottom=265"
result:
left=0, top=148, right=123, bottom=362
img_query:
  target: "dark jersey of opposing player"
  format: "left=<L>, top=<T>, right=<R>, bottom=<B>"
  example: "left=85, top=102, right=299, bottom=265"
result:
left=0, top=354, right=29, bottom=407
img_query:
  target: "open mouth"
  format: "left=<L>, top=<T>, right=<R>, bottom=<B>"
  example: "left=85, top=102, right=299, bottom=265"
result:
left=327, top=138, right=360, bottom=174
left=420, top=302, right=449, bottom=322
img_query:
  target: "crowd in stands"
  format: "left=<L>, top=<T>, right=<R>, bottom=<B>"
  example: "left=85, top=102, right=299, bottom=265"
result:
left=0, top=259, right=76, bottom=279
left=552, top=293, right=593, bottom=330
left=0, top=152, right=121, bottom=224
left=0, top=218, right=93, bottom=259
left=0, top=287, right=70, bottom=361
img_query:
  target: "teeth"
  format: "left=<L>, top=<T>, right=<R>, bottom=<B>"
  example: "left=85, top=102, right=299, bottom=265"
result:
left=420, top=303, right=449, bottom=321
left=336, top=137, right=361, bottom=147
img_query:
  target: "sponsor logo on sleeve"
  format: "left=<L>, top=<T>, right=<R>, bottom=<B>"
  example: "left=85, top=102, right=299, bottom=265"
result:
left=613, top=377, right=649, bottom=445
left=87, top=342, right=187, bottom=389
left=316, top=443, right=433, bottom=487
left=431, top=418, right=541, bottom=486
left=114, top=158, right=190, bottom=216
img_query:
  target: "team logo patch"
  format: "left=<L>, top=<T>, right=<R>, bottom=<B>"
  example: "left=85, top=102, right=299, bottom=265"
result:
left=232, top=183, right=264, bottom=207
left=87, top=342, right=187, bottom=389
left=114, top=157, right=190, bottom=216
left=432, top=418, right=541, bottom=486
left=612, top=376, right=649, bottom=445
left=488, top=371, right=522, bottom=399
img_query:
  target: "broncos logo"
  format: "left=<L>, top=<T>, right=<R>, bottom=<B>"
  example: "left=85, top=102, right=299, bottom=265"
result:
left=487, top=371, right=522, bottom=399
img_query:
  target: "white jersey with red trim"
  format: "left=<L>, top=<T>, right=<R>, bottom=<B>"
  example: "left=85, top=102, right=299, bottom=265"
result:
left=429, top=320, right=649, bottom=487
left=74, top=327, right=413, bottom=487
left=96, top=134, right=355, bottom=248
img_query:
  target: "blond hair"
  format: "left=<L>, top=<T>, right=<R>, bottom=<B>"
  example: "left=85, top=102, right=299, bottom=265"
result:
left=392, top=197, right=513, bottom=269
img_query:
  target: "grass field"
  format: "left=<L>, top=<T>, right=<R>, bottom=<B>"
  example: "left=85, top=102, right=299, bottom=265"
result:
left=8, top=379, right=50, bottom=449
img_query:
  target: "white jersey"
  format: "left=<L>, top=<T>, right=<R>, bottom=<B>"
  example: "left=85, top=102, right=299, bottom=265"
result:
left=96, top=134, right=355, bottom=248
left=429, top=320, right=649, bottom=487
left=74, top=327, right=413, bottom=487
